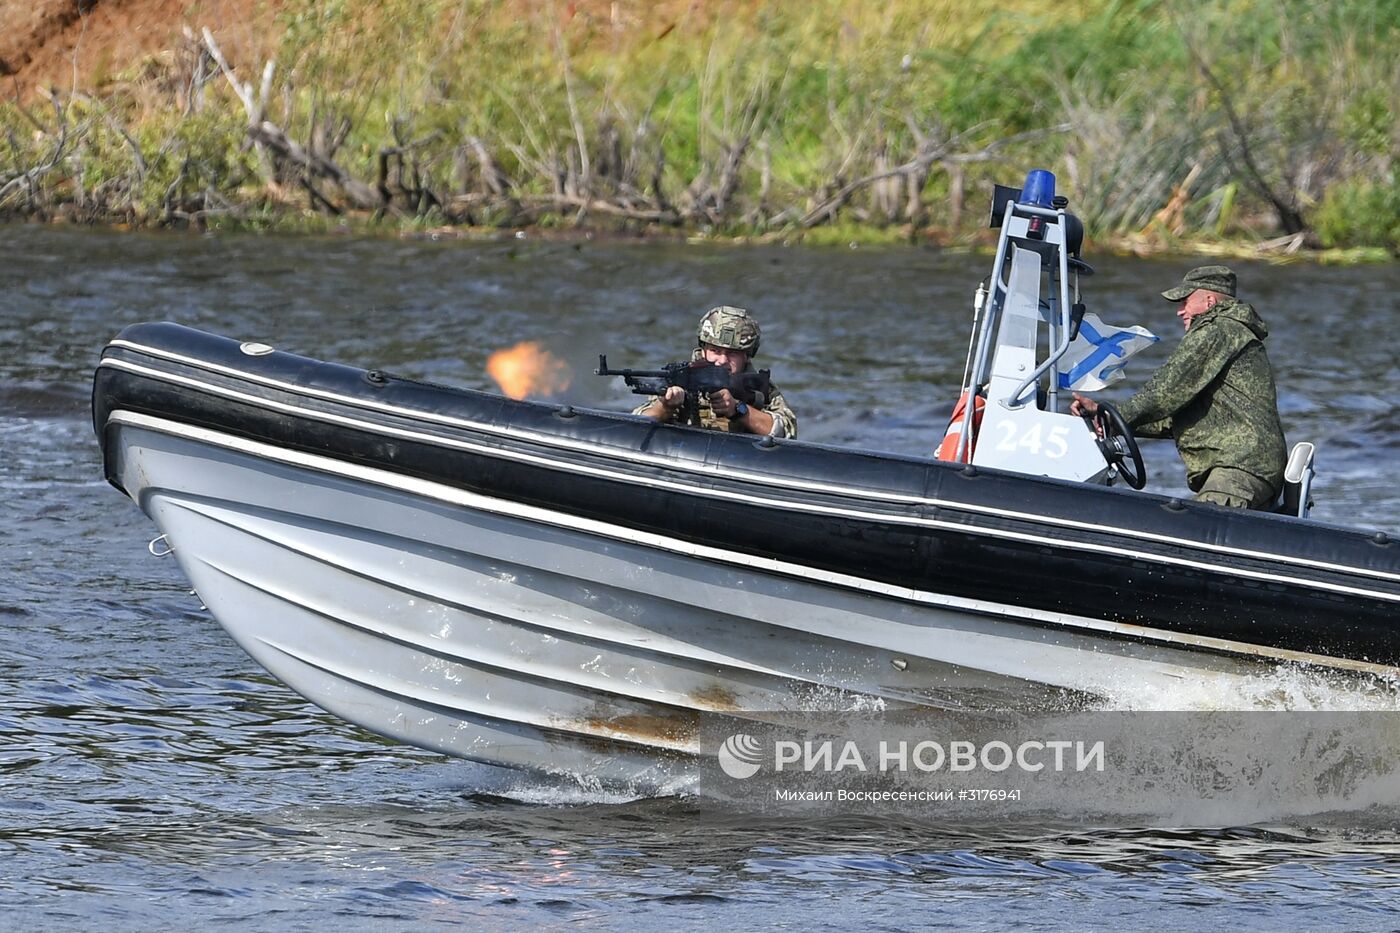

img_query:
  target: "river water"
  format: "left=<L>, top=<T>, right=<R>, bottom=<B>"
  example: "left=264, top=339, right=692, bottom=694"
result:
left=3, top=225, right=1400, bottom=927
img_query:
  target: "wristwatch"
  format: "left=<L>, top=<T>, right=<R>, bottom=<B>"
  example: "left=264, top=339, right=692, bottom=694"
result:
left=733, top=401, right=750, bottom=418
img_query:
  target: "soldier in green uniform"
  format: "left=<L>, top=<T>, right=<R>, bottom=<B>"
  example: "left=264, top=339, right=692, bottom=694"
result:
left=1071, top=265, right=1286, bottom=509
left=634, top=306, right=798, bottom=439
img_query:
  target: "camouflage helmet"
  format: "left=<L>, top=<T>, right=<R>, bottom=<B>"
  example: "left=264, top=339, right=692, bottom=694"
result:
left=696, top=305, right=761, bottom=357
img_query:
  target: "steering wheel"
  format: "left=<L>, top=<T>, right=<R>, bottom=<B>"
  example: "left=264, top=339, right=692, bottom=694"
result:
left=1093, top=401, right=1147, bottom=490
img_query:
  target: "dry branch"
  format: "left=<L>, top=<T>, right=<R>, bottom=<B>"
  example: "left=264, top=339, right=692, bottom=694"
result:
left=799, top=123, right=1072, bottom=228
left=248, top=121, right=384, bottom=210
left=201, top=27, right=385, bottom=214
left=0, top=91, right=73, bottom=209
left=1183, top=33, right=1305, bottom=235
left=518, top=192, right=680, bottom=224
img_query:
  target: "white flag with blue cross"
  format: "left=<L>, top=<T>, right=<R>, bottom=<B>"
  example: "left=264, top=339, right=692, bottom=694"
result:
left=1057, top=313, right=1159, bottom=391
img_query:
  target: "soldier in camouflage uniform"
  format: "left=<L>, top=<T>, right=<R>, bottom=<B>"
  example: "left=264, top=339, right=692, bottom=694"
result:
left=634, top=306, right=798, bottom=438
left=1072, top=265, right=1286, bottom=509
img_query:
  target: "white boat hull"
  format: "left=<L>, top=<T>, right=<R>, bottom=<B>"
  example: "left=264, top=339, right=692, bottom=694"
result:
left=105, top=411, right=1353, bottom=785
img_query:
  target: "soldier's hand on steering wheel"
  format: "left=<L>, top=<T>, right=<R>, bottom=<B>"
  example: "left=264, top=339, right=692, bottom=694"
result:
left=1071, top=393, right=1105, bottom=437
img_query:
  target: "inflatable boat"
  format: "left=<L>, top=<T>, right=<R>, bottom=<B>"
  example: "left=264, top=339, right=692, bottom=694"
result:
left=93, top=173, right=1400, bottom=783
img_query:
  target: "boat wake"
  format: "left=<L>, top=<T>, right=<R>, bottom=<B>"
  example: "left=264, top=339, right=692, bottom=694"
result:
left=1092, top=661, right=1400, bottom=712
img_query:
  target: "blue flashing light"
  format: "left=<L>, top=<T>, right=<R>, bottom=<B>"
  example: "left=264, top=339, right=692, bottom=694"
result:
left=1020, top=169, right=1055, bottom=208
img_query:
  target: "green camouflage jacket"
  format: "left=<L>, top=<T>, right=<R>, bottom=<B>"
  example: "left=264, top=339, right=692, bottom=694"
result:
left=632, top=359, right=798, bottom=438
left=1119, top=298, right=1287, bottom=492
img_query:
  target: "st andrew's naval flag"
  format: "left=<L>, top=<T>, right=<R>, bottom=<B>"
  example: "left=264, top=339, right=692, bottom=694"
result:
left=1056, top=312, right=1159, bottom=391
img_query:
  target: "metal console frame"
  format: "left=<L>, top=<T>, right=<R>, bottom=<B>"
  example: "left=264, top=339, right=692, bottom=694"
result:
left=948, top=195, right=1112, bottom=485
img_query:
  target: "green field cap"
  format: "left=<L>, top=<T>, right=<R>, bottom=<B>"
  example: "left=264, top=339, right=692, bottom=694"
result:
left=1162, top=265, right=1236, bottom=300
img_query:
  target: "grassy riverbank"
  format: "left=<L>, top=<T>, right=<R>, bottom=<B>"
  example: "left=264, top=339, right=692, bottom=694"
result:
left=1, top=0, right=1397, bottom=257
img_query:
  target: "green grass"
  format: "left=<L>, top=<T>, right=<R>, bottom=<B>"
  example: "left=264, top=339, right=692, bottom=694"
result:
left=0, top=0, right=1396, bottom=256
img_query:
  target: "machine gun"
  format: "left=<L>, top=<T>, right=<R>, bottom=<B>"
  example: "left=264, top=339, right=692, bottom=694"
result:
left=596, top=355, right=772, bottom=426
